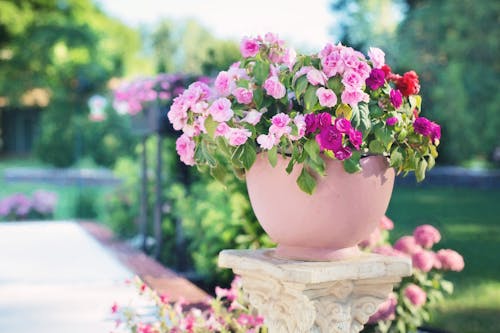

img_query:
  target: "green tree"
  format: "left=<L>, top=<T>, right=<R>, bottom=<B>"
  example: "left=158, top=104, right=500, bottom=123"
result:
left=0, top=0, right=140, bottom=166
left=396, top=0, right=500, bottom=164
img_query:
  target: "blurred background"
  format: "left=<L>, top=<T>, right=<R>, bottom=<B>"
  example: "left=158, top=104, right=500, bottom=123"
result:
left=0, top=1, right=498, bottom=332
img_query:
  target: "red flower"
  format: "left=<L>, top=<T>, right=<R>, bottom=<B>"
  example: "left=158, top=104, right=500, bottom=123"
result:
left=381, top=65, right=392, bottom=77
left=396, top=71, right=420, bottom=96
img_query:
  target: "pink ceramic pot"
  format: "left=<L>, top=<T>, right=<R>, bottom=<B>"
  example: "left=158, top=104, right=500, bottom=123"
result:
left=246, top=154, right=395, bottom=261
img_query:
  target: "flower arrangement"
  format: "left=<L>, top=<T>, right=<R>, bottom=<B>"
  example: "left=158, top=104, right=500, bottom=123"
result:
left=360, top=217, right=464, bottom=333
left=111, top=276, right=265, bottom=333
left=0, top=190, right=58, bottom=221
left=168, top=33, right=440, bottom=193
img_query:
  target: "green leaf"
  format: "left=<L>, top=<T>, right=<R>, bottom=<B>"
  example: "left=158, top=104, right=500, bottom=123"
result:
left=304, top=139, right=321, bottom=163
left=375, top=125, right=393, bottom=147
left=416, top=158, right=428, bottom=182
left=427, top=154, right=436, bottom=170
left=335, top=103, right=352, bottom=120
left=369, top=140, right=385, bottom=154
left=441, top=280, right=454, bottom=294
left=409, top=95, right=422, bottom=110
left=204, top=116, right=218, bottom=138
left=294, top=75, right=308, bottom=100
left=241, top=143, right=256, bottom=170
left=253, top=61, right=269, bottom=85
left=390, top=148, right=404, bottom=168
left=286, top=158, right=295, bottom=174
left=297, top=166, right=317, bottom=194
left=303, top=85, right=318, bottom=111
left=268, top=146, right=278, bottom=167
left=210, top=164, right=226, bottom=184
left=327, top=76, right=342, bottom=93
left=253, top=87, right=264, bottom=106
left=351, top=103, right=371, bottom=136
left=201, top=141, right=217, bottom=167
left=343, top=152, right=362, bottom=173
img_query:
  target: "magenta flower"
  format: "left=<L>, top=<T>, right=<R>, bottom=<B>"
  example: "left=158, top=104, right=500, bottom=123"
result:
left=413, top=117, right=433, bottom=136
left=430, top=122, right=441, bottom=144
left=334, top=146, right=352, bottom=160
left=316, top=125, right=342, bottom=151
left=386, top=117, right=398, bottom=126
left=413, top=224, right=441, bottom=248
left=317, top=112, right=332, bottom=129
left=412, top=250, right=435, bottom=272
left=348, top=128, right=363, bottom=150
left=366, top=68, right=386, bottom=90
left=334, top=118, right=352, bottom=134
left=390, top=89, right=403, bottom=109
left=404, top=284, right=427, bottom=307
left=305, top=114, right=319, bottom=134
left=437, top=249, right=465, bottom=272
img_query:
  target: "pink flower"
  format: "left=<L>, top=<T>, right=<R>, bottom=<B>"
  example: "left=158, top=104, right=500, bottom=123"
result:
left=372, top=245, right=405, bottom=257
left=282, top=47, right=297, bottom=69
left=270, top=113, right=291, bottom=134
left=137, top=323, right=154, bottom=333
left=368, top=47, right=385, bottom=69
left=437, top=249, right=465, bottom=271
left=290, top=114, right=306, bottom=140
left=111, top=302, right=118, bottom=313
left=257, top=134, right=278, bottom=150
left=404, top=284, right=427, bottom=307
left=241, top=109, right=262, bottom=125
left=316, top=87, right=337, bottom=107
left=234, top=87, right=253, bottom=104
left=386, top=117, right=398, bottom=126
left=168, top=97, right=189, bottom=130
left=263, top=76, right=286, bottom=99
left=379, top=215, right=394, bottom=230
left=342, top=70, right=364, bottom=89
left=368, top=293, right=397, bottom=323
left=214, top=71, right=235, bottom=96
left=176, top=134, right=196, bottom=166
left=394, top=235, right=422, bottom=255
left=214, top=122, right=230, bottom=137
left=413, top=224, right=441, bottom=248
left=341, top=88, right=369, bottom=107
left=208, top=98, right=234, bottom=122
left=390, top=89, right=403, bottom=109
left=240, top=36, right=260, bottom=58
left=227, top=128, right=251, bottom=146
left=412, top=250, right=435, bottom=272
left=306, top=69, right=327, bottom=86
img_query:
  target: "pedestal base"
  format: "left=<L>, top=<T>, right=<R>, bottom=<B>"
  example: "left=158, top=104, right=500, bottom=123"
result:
left=218, top=249, right=412, bottom=333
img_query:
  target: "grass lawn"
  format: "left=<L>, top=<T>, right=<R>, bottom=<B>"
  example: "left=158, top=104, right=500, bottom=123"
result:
left=387, top=185, right=500, bottom=333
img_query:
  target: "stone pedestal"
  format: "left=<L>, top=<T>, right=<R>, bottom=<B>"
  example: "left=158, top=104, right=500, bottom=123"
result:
left=218, top=249, right=411, bottom=333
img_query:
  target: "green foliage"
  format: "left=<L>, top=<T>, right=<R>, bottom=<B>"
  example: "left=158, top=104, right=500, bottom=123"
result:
left=396, top=0, right=500, bottom=164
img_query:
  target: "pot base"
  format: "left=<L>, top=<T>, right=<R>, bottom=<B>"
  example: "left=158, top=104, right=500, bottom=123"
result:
left=273, top=245, right=362, bottom=261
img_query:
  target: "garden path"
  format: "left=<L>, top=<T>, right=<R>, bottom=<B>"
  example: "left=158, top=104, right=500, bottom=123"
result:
left=0, top=221, right=145, bottom=333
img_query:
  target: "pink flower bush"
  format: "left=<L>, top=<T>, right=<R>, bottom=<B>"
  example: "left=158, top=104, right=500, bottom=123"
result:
left=168, top=33, right=440, bottom=194
left=112, top=276, right=264, bottom=333
left=361, top=219, right=464, bottom=332
left=404, top=284, right=427, bottom=307
left=0, top=190, right=57, bottom=221
left=413, top=224, right=441, bottom=248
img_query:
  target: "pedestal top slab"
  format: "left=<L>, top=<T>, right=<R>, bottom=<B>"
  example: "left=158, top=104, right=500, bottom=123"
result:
left=219, top=249, right=412, bottom=284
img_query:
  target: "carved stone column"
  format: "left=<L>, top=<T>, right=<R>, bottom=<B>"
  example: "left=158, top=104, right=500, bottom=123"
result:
left=218, top=249, right=411, bottom=333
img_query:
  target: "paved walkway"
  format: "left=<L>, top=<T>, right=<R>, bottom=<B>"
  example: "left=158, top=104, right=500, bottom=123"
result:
left=0, top=221, right=152, bottom=333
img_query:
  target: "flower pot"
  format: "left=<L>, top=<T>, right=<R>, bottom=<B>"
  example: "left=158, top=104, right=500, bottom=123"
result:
left=246, top=154, right=395, bottom=261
